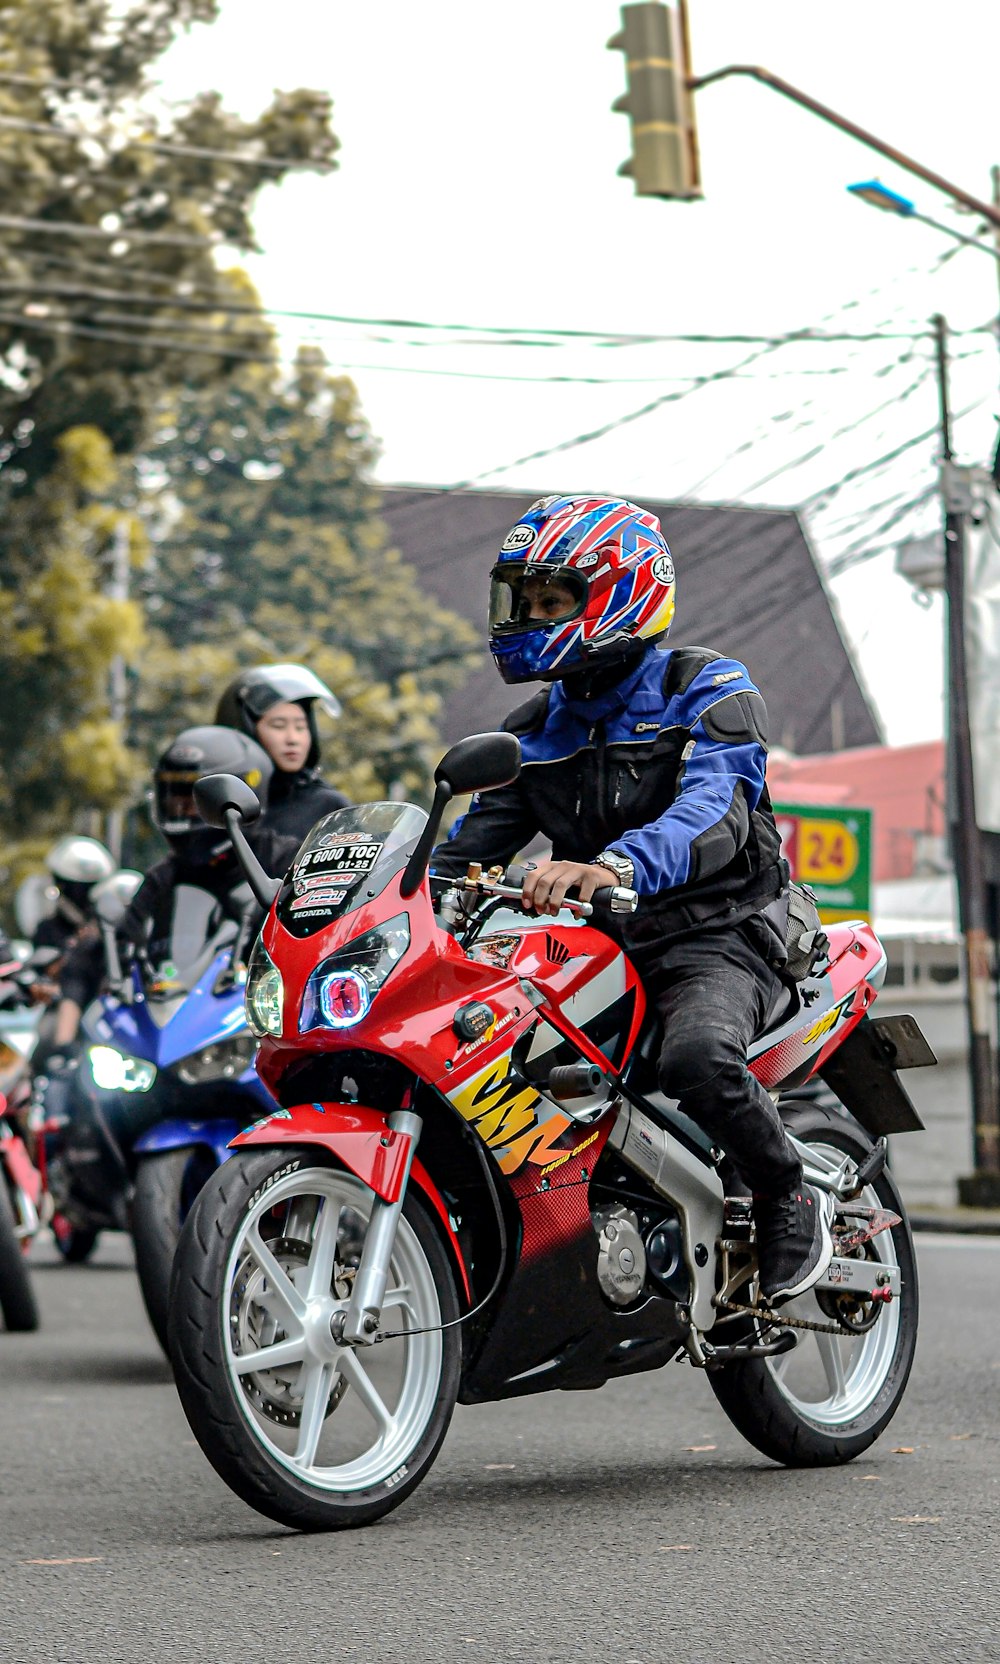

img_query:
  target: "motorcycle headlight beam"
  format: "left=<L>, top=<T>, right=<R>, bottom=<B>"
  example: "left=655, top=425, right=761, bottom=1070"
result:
left=300, top=915, right=410, bottom=1033
left=245, top=941, right=284, bottom=1038
left=88, top=1044, right=157, bottom=1094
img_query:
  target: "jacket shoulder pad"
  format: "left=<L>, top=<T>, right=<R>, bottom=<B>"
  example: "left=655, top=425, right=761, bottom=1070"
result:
left=502, top=688, right=551, bottom=735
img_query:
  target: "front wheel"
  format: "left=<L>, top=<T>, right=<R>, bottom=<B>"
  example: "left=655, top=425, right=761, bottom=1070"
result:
left=132, top=1146, right=217, bottom=1357
left=708, top=1103, right=918, bottom=1466
left=0, top=1174, right=39, bottom=1332
left=169, top=1149, right=461, bottom=1530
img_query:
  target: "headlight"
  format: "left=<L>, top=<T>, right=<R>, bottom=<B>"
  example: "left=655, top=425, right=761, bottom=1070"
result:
left=300, top=915, right=410, bottom=1033
left=174, top=1034, right=258, bottom=1085
left=88, top=1044, right=157, bottom=1094
left=246, top=940, right=284, bottom=1038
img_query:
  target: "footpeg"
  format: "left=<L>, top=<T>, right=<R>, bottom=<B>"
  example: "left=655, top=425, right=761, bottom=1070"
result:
left=853, top=1137, right=888, bottom=1192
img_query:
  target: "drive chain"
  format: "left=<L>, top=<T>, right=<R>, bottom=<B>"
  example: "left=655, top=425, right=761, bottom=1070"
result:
left=714, top=1292, right=846, bottom=1336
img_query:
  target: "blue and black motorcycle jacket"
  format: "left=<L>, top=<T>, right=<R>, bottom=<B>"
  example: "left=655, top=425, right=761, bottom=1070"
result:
left=432, top=642, right=787, bottom=957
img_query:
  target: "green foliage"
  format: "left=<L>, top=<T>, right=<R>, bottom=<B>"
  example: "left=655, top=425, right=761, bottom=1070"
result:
left=0, top=0, right=337, bottom=886
left=136, top=347, right=483, bottom=799
left=0, top=425, right=145, bottom=836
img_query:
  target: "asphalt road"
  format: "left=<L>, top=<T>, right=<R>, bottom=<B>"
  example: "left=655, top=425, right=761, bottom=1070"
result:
left=2, top=1232, right=998, bottom=1664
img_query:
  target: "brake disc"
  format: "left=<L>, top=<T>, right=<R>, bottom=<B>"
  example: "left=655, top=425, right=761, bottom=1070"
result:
left=231, top=1236, right=348, bottom=1428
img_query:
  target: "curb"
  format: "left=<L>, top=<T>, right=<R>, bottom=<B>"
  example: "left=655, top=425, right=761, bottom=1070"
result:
left=910, top=1210, right=1000, bottom=1237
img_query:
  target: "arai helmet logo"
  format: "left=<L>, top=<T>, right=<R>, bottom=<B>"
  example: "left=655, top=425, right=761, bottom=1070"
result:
left=500, top=524, right=537, bottom=554
left=651, top=553, right=674, bottom=585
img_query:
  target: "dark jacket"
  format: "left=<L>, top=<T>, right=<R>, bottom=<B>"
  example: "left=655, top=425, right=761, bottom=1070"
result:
left=264, top=768, right=349, bottom=846
left=433, top=643, right=786, bottom=957
left=58, top=828, right=297, bottom=1010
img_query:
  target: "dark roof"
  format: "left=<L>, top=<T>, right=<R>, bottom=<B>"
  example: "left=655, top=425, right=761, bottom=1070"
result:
left=379, top=488, right=882, bottom=755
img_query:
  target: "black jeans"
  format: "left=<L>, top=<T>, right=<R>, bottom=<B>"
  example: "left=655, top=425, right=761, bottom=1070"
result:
left=646, top=919, right=802, bottom=1199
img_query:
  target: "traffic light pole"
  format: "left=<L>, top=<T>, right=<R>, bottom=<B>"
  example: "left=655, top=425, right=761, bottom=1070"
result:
left=934, top=316, right=1000, bottom=1204
left=688, top=64, right=1000, bottom=232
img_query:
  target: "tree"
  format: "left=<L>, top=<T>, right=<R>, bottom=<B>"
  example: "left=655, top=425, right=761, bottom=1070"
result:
left=0, top=0, right=337, bottom=878
left=135, top=345, right=482, bottom=801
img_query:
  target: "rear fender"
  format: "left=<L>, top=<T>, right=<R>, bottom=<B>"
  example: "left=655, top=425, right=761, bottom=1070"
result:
left=231, top=1102, right=472, bottom=1299
left=133, top=1118, right=240, bottom=1167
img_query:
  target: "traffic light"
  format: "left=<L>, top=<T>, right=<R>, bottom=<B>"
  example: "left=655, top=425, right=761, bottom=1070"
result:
left=608, top=2, right=701, bottom=199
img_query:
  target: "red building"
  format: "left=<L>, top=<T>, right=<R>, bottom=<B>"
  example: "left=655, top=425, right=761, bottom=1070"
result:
left=767, top=741, right=946, bottom=883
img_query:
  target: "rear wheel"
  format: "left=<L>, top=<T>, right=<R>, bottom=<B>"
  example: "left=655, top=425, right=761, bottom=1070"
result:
left=169, top=1149, right=461, bottom=1530
left=0, top=1174, right=39, bottom=1331
left=132, top=1146, right=218, bottom=1357
left=51, top=1217, right=99, bottom=1263
left=708, top=1103, right=918, bottom=1466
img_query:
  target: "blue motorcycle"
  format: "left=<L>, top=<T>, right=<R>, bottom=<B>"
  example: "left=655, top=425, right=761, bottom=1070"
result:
left=55, top=924, right=275, bottom=1352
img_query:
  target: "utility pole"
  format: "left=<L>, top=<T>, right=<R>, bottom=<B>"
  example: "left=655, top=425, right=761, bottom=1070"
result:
left=105, top=516, right=130, bottom=864
left=935, top=316, right=1000, bottom=1202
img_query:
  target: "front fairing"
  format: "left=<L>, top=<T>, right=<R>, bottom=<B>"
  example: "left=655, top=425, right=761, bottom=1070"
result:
left=91, top=954, right=250, bottom=1071
left=256, top=860, right=526, bottom=1095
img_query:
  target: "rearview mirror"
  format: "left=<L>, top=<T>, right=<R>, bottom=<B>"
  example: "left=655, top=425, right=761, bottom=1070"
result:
left=194, top=773, right=263, bottom=830
left=92, top=870, right=143, bottom=926
left=434, top=733, right=521, bottom=797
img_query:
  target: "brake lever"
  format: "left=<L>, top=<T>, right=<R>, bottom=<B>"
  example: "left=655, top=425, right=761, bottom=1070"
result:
left=459, top=872, right=638, bottom=917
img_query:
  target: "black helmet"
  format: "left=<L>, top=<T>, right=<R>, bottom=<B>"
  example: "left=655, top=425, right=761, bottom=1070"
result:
left=215, top=664, right=341, bottom=770
left=152, top=726, right=273, bottom=864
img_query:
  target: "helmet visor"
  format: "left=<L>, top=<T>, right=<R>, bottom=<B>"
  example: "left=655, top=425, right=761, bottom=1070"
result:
left=489, top=564, right=587, bottom=635
left=155, top=770, right=201, bottom=834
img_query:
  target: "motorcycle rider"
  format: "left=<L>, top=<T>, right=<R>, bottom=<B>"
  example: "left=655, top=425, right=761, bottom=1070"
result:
left=31, top=836, right=116, bottom=961
left=49, top=728, right=293, bottom=1055
left=431, top=494, right=834, bottom=1309
left=216, top=664, right=349, bottom=845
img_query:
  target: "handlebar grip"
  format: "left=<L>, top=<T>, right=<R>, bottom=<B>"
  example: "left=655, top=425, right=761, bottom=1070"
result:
left=586, top=885, right=638, bottom=918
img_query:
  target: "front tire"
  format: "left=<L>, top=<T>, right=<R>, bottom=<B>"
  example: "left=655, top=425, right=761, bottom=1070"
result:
left=132, top=1147, right=217, bottom=1357
left=169, top=1149, right=461, bottom=1530
left=709, top=1103, right=918, bottom=1466
left=0, top=1175, right=39, bottom=1332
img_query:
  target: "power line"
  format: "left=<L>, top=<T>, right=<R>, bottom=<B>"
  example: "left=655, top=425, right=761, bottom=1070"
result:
left=0, top=268, right=957, bottom=347
left=0, top=305, right=838, bottom=387
left=800, top=395, right=991, bottom=521
left=0, top=211, right=215, bottom=249
left=825, top=487, right=939, bottom=577
left=0, top=307, right=277, bottom=362
left=0, top=111, right=335, bottom=172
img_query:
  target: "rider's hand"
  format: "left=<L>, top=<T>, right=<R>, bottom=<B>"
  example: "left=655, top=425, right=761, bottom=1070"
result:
left=520, top=860, right=615, bottom=916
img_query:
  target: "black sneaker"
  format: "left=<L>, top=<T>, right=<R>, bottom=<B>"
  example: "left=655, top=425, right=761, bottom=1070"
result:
left=753, top=1183, right=835, bottom=1308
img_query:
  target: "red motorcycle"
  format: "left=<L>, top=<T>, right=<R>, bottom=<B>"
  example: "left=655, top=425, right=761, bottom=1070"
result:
left=0, top=1094, right=40, bottom=1331
left=170, top=735, right=933, bottom=1531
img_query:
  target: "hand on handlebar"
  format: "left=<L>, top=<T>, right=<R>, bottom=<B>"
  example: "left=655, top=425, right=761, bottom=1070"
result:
left=519, top=859, right=616, bottom=917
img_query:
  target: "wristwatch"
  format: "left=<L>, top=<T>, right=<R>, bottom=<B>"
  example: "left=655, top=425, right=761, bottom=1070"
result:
left=593, top=849, right=635, bottom=888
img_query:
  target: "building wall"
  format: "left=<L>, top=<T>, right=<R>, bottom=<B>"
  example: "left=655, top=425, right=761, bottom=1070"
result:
left=876, top=941, right=977, bottom=1208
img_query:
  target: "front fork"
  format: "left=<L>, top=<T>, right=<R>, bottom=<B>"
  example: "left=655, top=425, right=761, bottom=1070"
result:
left=337, top=1108, right=423, bottom=1348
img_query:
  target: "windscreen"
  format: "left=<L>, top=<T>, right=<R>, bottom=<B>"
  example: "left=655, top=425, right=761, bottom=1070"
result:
left=278, top=801, right=427, bottom=939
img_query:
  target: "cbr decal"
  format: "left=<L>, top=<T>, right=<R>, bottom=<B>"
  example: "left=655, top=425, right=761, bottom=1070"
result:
left=802, top=999, right=851, bottom=1047
left=447, top=1058, right=574, bottom=1176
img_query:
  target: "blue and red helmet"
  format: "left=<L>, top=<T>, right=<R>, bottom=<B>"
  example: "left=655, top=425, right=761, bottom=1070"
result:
left=488, top=495, right=676, bottom=684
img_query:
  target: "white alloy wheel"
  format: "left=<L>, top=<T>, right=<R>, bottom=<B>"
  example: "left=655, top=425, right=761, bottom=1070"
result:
left=223, top=1167, right=444, bottom=1492
left=764, top=1140, right=902, bottom=1428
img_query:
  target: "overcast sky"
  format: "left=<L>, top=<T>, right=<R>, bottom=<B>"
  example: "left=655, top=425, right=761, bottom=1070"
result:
left=161, top=1, right=1000, bottom=749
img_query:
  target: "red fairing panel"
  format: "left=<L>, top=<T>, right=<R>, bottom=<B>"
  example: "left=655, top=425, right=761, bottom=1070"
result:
left=750, top=922, right=885, bottom=1092
left=231, top=1102, right=471, bottom=1299
left=1, top=1131, right=41, bottom=1206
